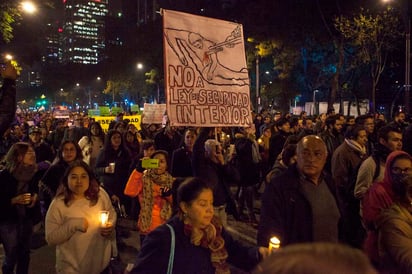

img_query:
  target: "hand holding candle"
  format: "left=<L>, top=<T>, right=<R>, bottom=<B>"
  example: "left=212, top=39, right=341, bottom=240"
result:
left=100, top=221, right=113, bottom=237
left=268, top=236, right=280, bottom=252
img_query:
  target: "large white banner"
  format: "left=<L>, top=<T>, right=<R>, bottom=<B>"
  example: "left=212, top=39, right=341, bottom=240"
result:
left=163, top=9, right=252, bottom=127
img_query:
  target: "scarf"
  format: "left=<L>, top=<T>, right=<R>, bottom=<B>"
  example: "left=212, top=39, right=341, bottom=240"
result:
left=184, top=216, right=230, bottom=274
left=12, top=163, right=37, bottom=191
left=345, top=138, right=367, bottom=158
left=138, top=169, right=174, bottom=233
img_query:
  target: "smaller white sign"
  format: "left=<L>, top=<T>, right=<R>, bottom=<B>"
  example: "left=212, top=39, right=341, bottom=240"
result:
left=142, top=103, right=167, bottom=124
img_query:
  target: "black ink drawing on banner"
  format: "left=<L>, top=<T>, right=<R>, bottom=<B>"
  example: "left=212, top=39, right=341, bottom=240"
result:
left=164, top=25, right=249, bottom=87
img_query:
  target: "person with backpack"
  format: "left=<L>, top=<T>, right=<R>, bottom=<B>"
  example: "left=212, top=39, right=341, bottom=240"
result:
left=354, top=125, right=403, bottom=200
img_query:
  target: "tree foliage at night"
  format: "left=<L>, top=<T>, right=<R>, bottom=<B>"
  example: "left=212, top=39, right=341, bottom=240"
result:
left=335, top=7, right=403, bottom=113
left=0, top=1, right=20, bottom=43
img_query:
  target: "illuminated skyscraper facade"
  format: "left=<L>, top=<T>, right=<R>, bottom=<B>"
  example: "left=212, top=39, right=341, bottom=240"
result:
left=62, top=0, right=108, bottom=64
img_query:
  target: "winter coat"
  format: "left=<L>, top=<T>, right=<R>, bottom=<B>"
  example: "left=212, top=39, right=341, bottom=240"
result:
left=376, top=203, right=412, bottom=274
left=0, top=169, right=41, bottom=223
left=95, top=147, right=132, bottom=198
left=234, top=133, right=260, bottom=187
left=130, top=215, right=261, bottom=274
left=257, top=164, right=341, bottom=247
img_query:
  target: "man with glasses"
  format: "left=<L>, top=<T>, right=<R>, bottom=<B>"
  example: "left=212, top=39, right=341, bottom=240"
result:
left=361, top=151, right=412, bottom=265
left=258, top=135, right=341, bottom=247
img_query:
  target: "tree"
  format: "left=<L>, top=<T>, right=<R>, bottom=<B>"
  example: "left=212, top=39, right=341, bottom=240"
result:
left=102, top=77, right=133, bottom=105
left=335, top=7, right=402, bottom=113
left=0, top=1, right=20, bottom=43
left=145, top=68, right=162, bottom=103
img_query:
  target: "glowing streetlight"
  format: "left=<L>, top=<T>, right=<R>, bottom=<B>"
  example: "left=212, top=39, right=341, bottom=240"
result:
left=136, top=63, right=143, bottom=70
left=21, top=1, right=37, bottom=14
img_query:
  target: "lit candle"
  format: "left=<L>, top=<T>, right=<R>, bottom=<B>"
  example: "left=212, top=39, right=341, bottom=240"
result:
left=268, top=236, right=280, bottom=252
left=99, top=211, right=109, bottom=227
left=258, top=138, right=263, bottom=144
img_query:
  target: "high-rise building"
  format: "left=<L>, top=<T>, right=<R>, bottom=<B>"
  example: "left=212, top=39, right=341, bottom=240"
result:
left=62, top=0, right=109, bottom=64
left=43, top=21, right=63, bottom=65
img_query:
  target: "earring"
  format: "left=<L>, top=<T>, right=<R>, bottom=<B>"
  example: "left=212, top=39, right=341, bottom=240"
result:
left=183, top=213, right=187, bottom=218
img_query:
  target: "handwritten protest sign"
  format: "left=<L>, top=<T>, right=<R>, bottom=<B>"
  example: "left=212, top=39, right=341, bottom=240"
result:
left=142, top=103, right=166, bottom=124
left=163, top=9, right=252, bottom=127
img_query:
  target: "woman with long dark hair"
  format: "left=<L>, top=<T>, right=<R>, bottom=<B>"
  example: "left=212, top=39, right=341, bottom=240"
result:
left=0, top=142, right=41, bottom=274
left=95, top=129, right=132, bottom=209
left=78, top=121, right=105, bottom=168
left=45, top=160, right=116, bottom=274
left=129, top=177, right=268, bottom=273
left=39, top=140, right=83, bottom=215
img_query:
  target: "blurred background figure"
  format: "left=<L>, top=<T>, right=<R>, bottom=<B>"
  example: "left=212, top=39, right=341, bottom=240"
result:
left=234, top=125, right=261, bottom=227
left=171, top=128, right=197, bottom=178
left=78, top=122, right=105, bottom=168
left=253, top=242, right=377, bottom=274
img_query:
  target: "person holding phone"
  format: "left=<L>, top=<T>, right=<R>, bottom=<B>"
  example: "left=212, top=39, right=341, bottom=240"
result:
left=128, top=150, right=175, bottom=244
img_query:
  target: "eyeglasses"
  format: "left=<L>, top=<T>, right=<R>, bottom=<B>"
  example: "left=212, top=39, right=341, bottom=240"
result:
left=391, top=167, right=412, bottom=174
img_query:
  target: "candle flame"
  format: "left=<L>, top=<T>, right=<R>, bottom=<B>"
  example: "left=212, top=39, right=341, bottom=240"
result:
left=100, top=211, right=109, bottom=226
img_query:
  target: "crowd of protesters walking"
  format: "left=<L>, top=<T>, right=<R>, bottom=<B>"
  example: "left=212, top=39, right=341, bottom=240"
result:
left=1, top=61, right=412, bottom=273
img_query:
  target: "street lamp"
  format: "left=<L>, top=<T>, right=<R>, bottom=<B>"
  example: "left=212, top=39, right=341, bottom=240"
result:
left=313, top=90, right=319, bottom=115
left=21, top=1, right=37, bottom=14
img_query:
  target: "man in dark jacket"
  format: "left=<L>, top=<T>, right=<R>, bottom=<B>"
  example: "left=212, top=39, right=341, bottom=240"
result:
left=257, top=135, right=341, bottom=247
left=0, top=61, right=18, bottom=137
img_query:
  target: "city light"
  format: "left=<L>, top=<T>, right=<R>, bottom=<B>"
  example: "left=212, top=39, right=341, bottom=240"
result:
left=21, top=1, right=37, bottom=14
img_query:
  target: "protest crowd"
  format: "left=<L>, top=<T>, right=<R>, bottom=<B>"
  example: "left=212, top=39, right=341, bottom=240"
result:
left=2, top=59, right=412, bottom=273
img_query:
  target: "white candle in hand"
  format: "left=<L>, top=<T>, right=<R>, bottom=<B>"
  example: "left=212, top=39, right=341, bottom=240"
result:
left=100, top=211, right=109, bottom=227
left=268, top=236, right=280, bottom=252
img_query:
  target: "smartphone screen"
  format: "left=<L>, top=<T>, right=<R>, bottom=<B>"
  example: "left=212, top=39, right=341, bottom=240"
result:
left=142, top=158, right=159, bottom=169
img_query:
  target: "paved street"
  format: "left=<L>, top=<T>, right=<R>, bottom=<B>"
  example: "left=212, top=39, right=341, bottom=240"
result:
left=0, top=195, right=261, bottom=273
